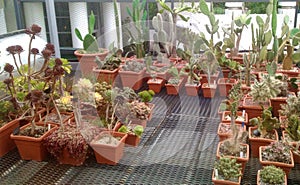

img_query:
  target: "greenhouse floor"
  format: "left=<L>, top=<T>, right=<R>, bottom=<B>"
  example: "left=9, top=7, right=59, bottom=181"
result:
left=0, top=84, right=300, bottom=185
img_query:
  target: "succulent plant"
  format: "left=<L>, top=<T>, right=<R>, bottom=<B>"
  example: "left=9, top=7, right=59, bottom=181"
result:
left=128, top=100, right=151, bottom=120
left=286, top=114, right=300, bottom=142
left=261, top=140, right=292, bottom=164
left=121, top=60, right=145, bottom=72
left=249, top=74, right=283, bottom=104
left=259, top=165, right=285, bottom=184
left=214, top=157, right=241, bottom=181
left=118, top=124, right=144, bottom=137
left=75, top=11, right=99, bottom=53
left=279, top=92, right=300, bottom=118
left=249, top=108, right=280, bottom=138
left=138, top=90, right=155, bottom=103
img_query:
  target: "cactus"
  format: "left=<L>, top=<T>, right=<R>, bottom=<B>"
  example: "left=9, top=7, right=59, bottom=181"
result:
left=249, top=74, right=283, bottom=104
left=242, top=53, right=256, bottom=86
left=214, top=157, right=241, bottom=181
left=249, top=109, right=280, bottom=137
left=75, top=11, right=99, bottom=53
left=152, top=12, right=173, bottom=58
left=157, top=0, right=192, bottom=58
left=280, top=92, right=300, bottom=117
left=222, top=11, right=252, bottom=57
left=259, top=165, right=285, bottom=184
left=286, top=114, right=300, bottom=142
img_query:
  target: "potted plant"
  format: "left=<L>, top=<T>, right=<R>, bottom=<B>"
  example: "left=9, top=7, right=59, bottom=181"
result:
left=199, top=51, right=218, bottom=98
left=155, top=0, right=193, bottom=62
left=165, top=66, right=184, bottom=95
left=123, top=0, right=148, bottom=59
left=279, top=92, right=300, bottom=128
left=243, top=73, right=282, bottom=119
left=212, top=157, right=242, bottom=185
left=145, top=57, right=169, bottom=93
left=114, top=122, right=144, bottom=147
left=183, top=56, right=201, bottom=96
left=223, top=11, right=252, bottom=63
left=257, top=165, right=287, bottom=185
left=92, top=43, right=122, bottom=84
left=248, top=108, right=280, bottom=157
left=138, top=90, right=155, bottom=121
left=259, top=140, right=294, bottom=175
left=74, top=11, right=109, bottom=76
left=118, top=59, right=146, bottom=90
left=6, top=24, right=71, bottom=161
left=217, top=122, right=246, bottom=142
left=44, top=117, right=100, bottom=166
left=282, top=114, right=300, bottom=163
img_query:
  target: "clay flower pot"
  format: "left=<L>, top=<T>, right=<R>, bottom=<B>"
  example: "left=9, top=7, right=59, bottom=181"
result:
left=185, top=83, right=201, bottom=96
left=217, top=122, right=246, bottom=142
left=92, top=66, right=119, bottom=84
left=217, top=78, right=237, bottom=97
left=216, top=142, right=249, bottom=174
left=119, top=68, right=145, bottom=90
left=113, top=122, right=141, bottom=147
left=282, top=131, right=300, bottom=164
left=10, top=122, right=58, bottom=161
left=221, top=111, right=248, bottom=125
left=74, top=49, right=109, bottom=76
left=165, top=78, right=184, bottom=95
left=259, top=146, right=294, bottom=175
left=242, top=96, right=270, bottom=119
left=90, top=131, right=127, bottom=165
left=270, top=92, right=295, bottom=117
left=202, top=83, right=217, bottom=98
left=147, top=78, right=164, bottom=93
left=57, top=148, right=87, bottom=166
left=0, top=119, right=20, bottom=157
left=199, top=71, right=219, bottom=84
left=248, top=127, right=279, bottom=157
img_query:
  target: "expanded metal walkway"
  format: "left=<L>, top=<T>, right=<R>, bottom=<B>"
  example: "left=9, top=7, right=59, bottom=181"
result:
left=0, top=87, right=300, bottom=185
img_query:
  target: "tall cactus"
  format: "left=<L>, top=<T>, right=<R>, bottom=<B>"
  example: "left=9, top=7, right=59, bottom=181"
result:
left=152, top=12, right=173, bottom=58
left=75, top=11, right=99, bottom=53
left=243, top=53, right=256, bottom=87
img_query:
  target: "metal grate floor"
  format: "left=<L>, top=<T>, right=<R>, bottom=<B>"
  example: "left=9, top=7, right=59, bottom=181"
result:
left=0, top=87, right=300, bottom=185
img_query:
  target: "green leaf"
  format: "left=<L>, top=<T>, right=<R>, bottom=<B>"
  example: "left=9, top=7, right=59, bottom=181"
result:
left=292, top=52, right=300, bottom=62
left=199, top=0, right=210, bottom=16
left=256, top=16, right=264, bottom=26
left=178, top=14, right=189, bottom=22
left=284, top=15, right=289, bottom=25
left=246, top=17, right=252, bottom=25
left=158, top=0, right=173, bottom=13
left=75, top=28, right=83, bottom=41
left=88, top=11, right=95, bottom=34
left=133, top=125, right=144, bottom=137
left=291, top=28, right=300, bottom=37
left=205, top=24, right=211, bottom=34
left=264, top=30, right=272, bottom=45
left=176, top=6, right=192, bottom=14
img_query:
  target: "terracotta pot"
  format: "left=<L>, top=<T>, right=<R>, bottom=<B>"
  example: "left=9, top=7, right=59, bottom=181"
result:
left=45, top=110, right=73, bottom=125
left=282, top=131, right=300, bottom=164
left=113, top=122, right=141, bottom=147
left=221, top=111, right=248, bottom=125
left=242, top=97, right=270, bottom=119
left=225, top=53, right=244, bottom=64
left=185, top=83, right=201, bottom=96
left=92, top=67, right=119, bottom=84
left=147, top=78, right=164, bottom=93
left=217, top=122, right=246, bottom=142
left=74, top=49, right=109, bottom=76
left=119, top=68, right=145, bottom=90
left=152, top=61, right=170, bottom=67
left=165, top=78, right=184, bottom=95
left=202, top=83, right=217, bottom=98
left=0, top=119, right=20, bottom=157
left=212, top=170, right=241, bottom=185
left=216, top=142, right=249, bottom=174
left=241, top=83, right=251, bottom=95
left=217, top=78, right=237, bottom=97
left=10, top=122, right=58, bottom=161
left=259, top=146, right=294, bottom=175
left=199, top=71, right=219, bottom=84
left=145, top=69, right=170, bottom=83
left=130, top=118, right=147, bottom=128
left=257, top=170, right=287, bottom=185
left=248, top=127, right=279, bottom=157
left=57, top=148, right=87, bottom=166
left=270, top=92, right=295, bottom=117
left=90, top=131, right=127, bottom=165
left=277, top=67, right=300, bottom=78
left=169, top=56, right=181, bottom=63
